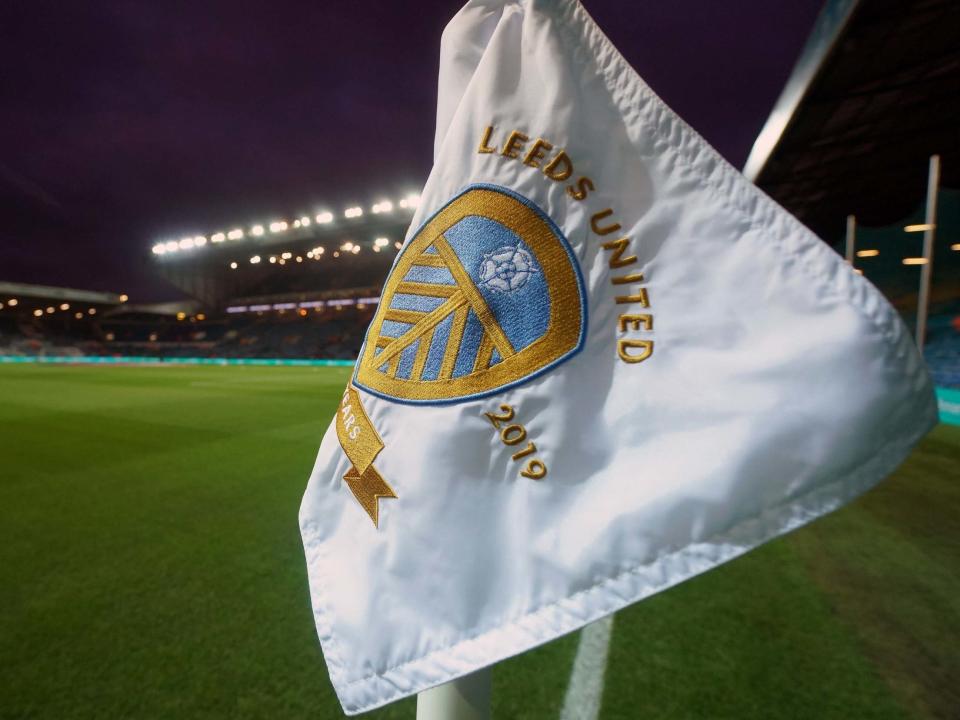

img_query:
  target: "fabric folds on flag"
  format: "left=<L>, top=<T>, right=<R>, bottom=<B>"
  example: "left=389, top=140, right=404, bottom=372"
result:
left=299, top=0, right=938, bottom=713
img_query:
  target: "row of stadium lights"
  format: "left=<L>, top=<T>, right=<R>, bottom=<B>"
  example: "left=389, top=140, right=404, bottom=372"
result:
left=151, top=194, right=420, bottom=256
left=225, top=297, right=380, bottom=315
left=852, top=224, right=960, bottom=269
left=2, top=296, right=128, bottom=317
left=230, top=237, right=402, bottom=269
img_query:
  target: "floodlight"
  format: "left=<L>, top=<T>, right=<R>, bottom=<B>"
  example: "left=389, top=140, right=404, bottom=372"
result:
left=344, top=206, right=363, bottom=219
left=230, top=261, right=238, bottom=269
left=228, top=228, right=244, bottom=240
left=250, top=255, right=261, bottom=264
left=211, top=232, right=226, bottom=243
left=251, top=225, right=265, bottom=237
left=316, top=211, right=333, bottom=224
left=270, top=221, right=288, bottom=233
left=179, top=237, right=195, bottom=249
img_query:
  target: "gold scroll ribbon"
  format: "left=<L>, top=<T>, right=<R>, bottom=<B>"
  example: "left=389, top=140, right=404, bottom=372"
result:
left=335, top=385, right=396, bottom=527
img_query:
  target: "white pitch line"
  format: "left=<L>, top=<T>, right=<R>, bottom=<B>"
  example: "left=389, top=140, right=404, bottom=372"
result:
left=559, top=614, right=614, bottom=720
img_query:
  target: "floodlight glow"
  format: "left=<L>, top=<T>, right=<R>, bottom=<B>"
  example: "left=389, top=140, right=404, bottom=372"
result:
left=314, top=246, right=325, bottom=255
left=316, top=211, right=333, bottom=224
left=164, top=240, right=179, bottom=252
left=270, top=221, right=288, bottom=233
left=269, top=256, right=277, bottom=263
left=152, top=244, right=166, bottom=255
left=374, top=237, right=389, bottom=247
left=307, top=251, right=314, bottom=258
left=400, top=193, right=420, bottom=209
left=74, top=312, right=83, bottom=319
left=951, top=243, right=960, bottom=252
left=278, top=258, right=286, bottom=265
left=281, top=252, right=292, bottom=259
left=293, top=220, right=301, bottom=228
left=33, top=309, right=43, bottom=317
left=230, top=261, right=238, bottom=269
left=251, top=225, right=265, bottom=237
left=179, top=237, right=195, bottom=249
left=177, top=312, right=186, bottom=320
left=119, top=294, right=128, bottom=302
left=211, top=232, right=226, bottom=243
left=228, top=228, right=244, bottom=240
left=344, top=206, right=363, bottom=219
left=394, top=241, right=403, bottom=249
left=196, top=313, right=206, bottom=321
left=300, top=216, right=311, bottom=226
left=296, top=256, right=303, bottom=263
left=193, top=235, right=207, bottom=246
left=856, top=249, right=879, bottom=258
left=904, top=223, right=934, bottom=233
left=902, top=257, right=928, bottom=265
left=250, top=255, right=261, bottom=264
left=341, top=241, right=354, bottom=251
left=46, top=306, right=54, bottom=314
left=88, top=308, right=96, bottom=315
left=373, top=246, right=381, bottom=252
left=351, top=245, right=360, bottom=254
left=59, top=303, right=69, bottom=311
left=372, top=200, right=394, bottom=214
left=7, top=299, right=17, bottom=306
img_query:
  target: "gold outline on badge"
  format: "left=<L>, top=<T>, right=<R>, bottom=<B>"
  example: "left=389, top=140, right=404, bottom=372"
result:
left=355, top=185, right=585, bottom=403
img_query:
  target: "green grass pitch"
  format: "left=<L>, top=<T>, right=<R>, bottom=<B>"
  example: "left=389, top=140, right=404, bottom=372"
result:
left=1, top=364, right=957, bottom=719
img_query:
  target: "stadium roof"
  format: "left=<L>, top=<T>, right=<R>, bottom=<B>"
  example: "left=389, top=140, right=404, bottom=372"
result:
left=744, top=0, right=960, bottom=239
left=0, top=281, right=123, bottom=305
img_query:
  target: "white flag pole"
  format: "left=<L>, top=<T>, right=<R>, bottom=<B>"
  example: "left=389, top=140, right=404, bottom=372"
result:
left=915, top=154, right=940, bottom=350
left=416, top=668, right=492, bottom=720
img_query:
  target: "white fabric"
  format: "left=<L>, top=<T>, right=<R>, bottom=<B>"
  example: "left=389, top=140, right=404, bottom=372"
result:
left=299, top=0, right=937, bottom=714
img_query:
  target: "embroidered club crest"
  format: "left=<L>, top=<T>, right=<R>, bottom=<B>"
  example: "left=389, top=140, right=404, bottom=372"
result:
left=354, top=184, right=586, bottom=404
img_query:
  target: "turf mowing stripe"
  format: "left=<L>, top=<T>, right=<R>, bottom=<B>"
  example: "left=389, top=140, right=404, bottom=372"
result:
left=559, top=615, right=614, bottom=720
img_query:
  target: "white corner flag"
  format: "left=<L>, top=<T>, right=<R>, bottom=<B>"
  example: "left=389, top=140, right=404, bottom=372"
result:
left=299, top=0, right=938, bottom=713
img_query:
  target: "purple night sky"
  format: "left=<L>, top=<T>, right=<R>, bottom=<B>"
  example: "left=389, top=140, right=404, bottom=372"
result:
left=0, top=1, right=823, bottom=301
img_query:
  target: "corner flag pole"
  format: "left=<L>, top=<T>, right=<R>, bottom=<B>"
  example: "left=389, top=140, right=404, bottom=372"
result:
left=416, top=668, right=492, bottom=720
left=915, top=154, right=940, bottom=350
